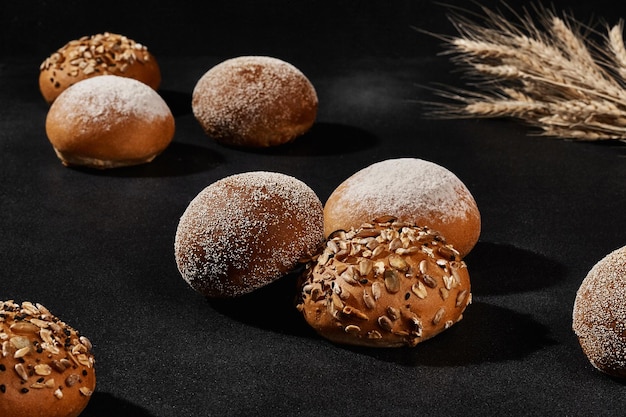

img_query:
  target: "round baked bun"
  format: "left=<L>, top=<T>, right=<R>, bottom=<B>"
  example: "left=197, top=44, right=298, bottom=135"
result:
left=45, top=75, right=175, bottom=169
left=39, top=32, right=161, bottom=104
left=323, top=158, right=481, bottom=258
left=297, top=217, right=471, bottom=348
left=573, top=245, right=626, bottom=378
left=0, top=300, right=96, bottom=417
left=175, top=171, right=324, bottom=298
left=192, top=56, right=318, bottom=147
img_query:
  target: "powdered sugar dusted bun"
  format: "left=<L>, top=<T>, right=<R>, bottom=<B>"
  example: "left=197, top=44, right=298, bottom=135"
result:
left=192, top=56, right=318, bottom=147
left=175, top=171, right=324, bottom=298
left=0, top=300, right=96, bottom=417
left=297, top=217, right=471, bottom=348
left=573, top=245, right=626, bottom=378
left=39, top=32, right=161, bottom=104
left=323, top=158, right=481, bottom=257
left=45, top=75, right=175, bottom=169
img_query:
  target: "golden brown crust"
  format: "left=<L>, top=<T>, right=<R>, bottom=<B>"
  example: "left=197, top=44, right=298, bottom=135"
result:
left=39, top=32, right=161, bottom=104
left=573, top=245, right=626, bottom=378
left=0, top=301, right=96, bottom=417
left=192, top=56, right=318, bottom=147
left=323, top=158, right=481, bottom=258
left=296, top=218, right=472, bottom=348
left=175, top=172, right=325, bottom=298
left=45, top=75, right=175, bottom=169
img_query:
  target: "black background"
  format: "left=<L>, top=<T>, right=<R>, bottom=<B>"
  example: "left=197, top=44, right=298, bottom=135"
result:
left=3, top=1, right=626, bottom=416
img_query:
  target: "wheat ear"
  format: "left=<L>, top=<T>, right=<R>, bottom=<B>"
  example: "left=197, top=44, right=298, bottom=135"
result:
left=432, top=4, right=626, bottom=140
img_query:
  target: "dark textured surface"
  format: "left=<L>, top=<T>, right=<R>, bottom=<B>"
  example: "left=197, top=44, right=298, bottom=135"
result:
left=3, top=1, right=626, bottom=416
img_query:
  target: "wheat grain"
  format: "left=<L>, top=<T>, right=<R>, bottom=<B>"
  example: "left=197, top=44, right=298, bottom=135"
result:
left=609, top=21, right=626, bottom=80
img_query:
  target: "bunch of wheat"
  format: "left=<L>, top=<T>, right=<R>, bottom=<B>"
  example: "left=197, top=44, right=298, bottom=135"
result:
left=431, top=4, right=626, bottom=140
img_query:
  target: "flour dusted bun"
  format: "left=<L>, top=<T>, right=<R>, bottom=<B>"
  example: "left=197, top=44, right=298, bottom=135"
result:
left=573, top=245, right=626, bottom=378
left=323, top=158, right=481, bottom=257
left=45, top=75, right=175, bottom=169
left=39, top=32, right=161, bottom=104
left=297, top=217, right=471, bottom=347
left=0, top=300, right=96, bottom=417
left=192, top=56, right=318, bottom=147
left=175, top=171, right=324, bottom=297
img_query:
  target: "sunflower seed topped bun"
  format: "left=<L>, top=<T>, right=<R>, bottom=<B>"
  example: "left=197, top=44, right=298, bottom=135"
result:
left=39, top=32, right=161, bottom=104
left=0, top=300, right=96, bottom=417
left=297, top=217, right=472, bottom=348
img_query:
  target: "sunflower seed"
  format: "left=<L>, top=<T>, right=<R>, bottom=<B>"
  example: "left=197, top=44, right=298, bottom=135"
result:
left=432, top=307, right=445, bottom=325
left=371, top=282, right=382, bottom=300
left=411, top=281, right=427, bottom=299
left=456, top=290, right=469, bottom=307
left=14, top=363, right=28, bottom=381
left=359, top=259, right=373, bottom=276
left=342, top=306, right=368, bottom=320
left=386, top=306, right=400, bottom=321
left=423, top=274, right=438, bottom=288
left=14, top=346, right=30, bottom=359
left=419, top=260, right=428, bottom=275
left=345, top=325, right=361, bottom=334
left=34, top=364, right=52, bottom=376
left=439, top=287, right=449, bottom=300
left=377, top=316, right=394, bottom=332
left=10, top=322, right=39, bottom=334
left=363, top=290, right=376, bottom=309
left=384, top=269, right=401, bottom=293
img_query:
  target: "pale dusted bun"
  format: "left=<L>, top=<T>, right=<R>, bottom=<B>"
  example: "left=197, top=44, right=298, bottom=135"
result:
left=39, top=32, right=161, bottom=104
left=573, top=245, right=626, bottom=378
left=45, top=75, right=175, bottom=169
left=192, top=56, right=318, bottom=147
left=0, top=301, right=96, bottom=417
left=297, top=217, right=471, bottom=348
left=175, top=171, right=324, bottom=298
left=323, top=158, right=481, bottom=258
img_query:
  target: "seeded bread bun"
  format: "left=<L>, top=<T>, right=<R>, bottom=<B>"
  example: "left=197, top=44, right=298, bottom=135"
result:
left=323, top=158, right=481, bottom=258
left=192, top=56, right=318, bottom=147
left=297, top=217, right=472, bottom=348
left=39, top=32, right=161, bottom=104
left=175, top=171, right=324, bottom=298
left=573, top=245, right=626, bottom=378
left=45, top=75, right=175, bottom=169
left=0, top=300, right=95, bottom=417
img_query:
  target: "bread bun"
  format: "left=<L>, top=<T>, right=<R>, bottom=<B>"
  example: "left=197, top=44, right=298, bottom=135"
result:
left=323, top=158, right=481, bottom=257
left=0, top=300, right=95, bottom=417
left=573, top=245, right=626, bottom=378
left=45, top=75, right=175, bottom=169
left=39, top=32, right=161, bottom=104
left=192, top=56, right=318, bottom=147
left=297, top=217, right=471, bottom=347
left=175, top=171, right=324, bottom=298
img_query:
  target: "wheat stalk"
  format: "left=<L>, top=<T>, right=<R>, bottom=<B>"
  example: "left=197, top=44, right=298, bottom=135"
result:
left=431, top=3, right=626, bottom=140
